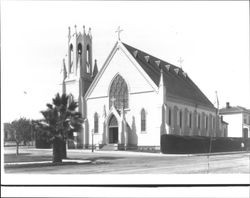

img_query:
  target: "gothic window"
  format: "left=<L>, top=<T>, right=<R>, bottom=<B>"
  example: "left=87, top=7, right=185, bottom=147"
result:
left=212, top=116, right=215, bottom=130
left=109, top=74, right=128, bottom=109
left=141, top=108, right=146, bottom=132
left=109, top=114, right=118, bottom=127
left=189, top=113, right=192, bottom=128
left=197, top=114, right=201, bottom=129
left=77, top=43, right=82, bottom=67
left=205, top=115, right=208, bottom=130
left=94, top=113, right=98, bottom=133
left=69, top=44, right=73, bottom=73
left=179, top=110, right=182, bottom=128
left=168, top=108, right=172, bottom=126
left=86, top=45, right=91, bottom=73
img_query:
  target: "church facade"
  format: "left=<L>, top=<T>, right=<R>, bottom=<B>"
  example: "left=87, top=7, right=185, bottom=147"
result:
left=61, top=26, right=225, bottom=150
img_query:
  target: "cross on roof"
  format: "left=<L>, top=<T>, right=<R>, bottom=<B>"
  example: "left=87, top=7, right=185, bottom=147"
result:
left=178, top=57, right=184, bottom=68
left=115, top=26, right=123, bottom=41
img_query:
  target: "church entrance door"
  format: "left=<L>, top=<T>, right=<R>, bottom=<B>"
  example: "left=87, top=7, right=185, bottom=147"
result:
left=109, top=127, right=118, bottom=143
left=108, top=115, right=118, bottom=144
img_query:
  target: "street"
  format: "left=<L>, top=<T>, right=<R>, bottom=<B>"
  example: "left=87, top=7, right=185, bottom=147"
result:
left=4, top=146, right=250, bottom=174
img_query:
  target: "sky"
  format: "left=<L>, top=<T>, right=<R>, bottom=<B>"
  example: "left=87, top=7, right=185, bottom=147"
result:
left=1, top=1, right=249, bottom=123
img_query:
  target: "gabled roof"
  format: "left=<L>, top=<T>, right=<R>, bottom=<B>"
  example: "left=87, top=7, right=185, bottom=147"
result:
left=122, top=42, right=215, bottom=109
left=219, top=106, right=250, bottom=115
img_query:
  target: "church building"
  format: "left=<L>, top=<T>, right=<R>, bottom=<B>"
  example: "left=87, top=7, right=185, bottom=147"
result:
left=61, top=26, right=225, bottom=150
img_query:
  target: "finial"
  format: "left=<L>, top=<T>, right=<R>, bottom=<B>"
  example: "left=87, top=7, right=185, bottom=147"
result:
left=83, top=25, right=85, bottom=34
left=74, top=24, right=77, bottom=35
left=115, top=26, right=123, bottom=41
left=68, top=26, right=71, bottom=41
left=88, top=27, right=92, bottom=38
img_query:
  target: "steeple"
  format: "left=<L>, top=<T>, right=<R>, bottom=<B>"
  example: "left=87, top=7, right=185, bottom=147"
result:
left=158, top=68, right=166, bottom=103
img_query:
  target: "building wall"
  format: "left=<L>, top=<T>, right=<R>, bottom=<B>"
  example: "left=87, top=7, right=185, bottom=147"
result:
left=85, top=44, right=224, bottom=148
left=86, top=48, right=161, bottom=147
left=165, top=99, right=219, bottom=137
left=222, top=114, right=243, bottom=137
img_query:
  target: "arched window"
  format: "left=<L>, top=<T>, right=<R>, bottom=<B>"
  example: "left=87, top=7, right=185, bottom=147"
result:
left=168, top=108, right=172, bottom=126
left=212, top=116, right=215, bottom=130
left=86, top=45, right=91, bottom=73
left=109, top=114, right=118, bottom=127
left=141, top=108, right=146, bottom=132
left=69, top=44, right=73, bottom=73
left=77, top=43, right=82, bottom=68
left=189, top=113, right=192, bottom=128
left=179, top=110, right=182, bottom=128
left=94, top=113, right=98, bottom=133
left=109, top=74, right=128, bottom=109
left=205, top=115, right=208, bottom=130
left=197, top=114, right=201, bottom=129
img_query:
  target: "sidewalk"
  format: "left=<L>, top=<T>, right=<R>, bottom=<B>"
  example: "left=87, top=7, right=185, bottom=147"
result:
left=31, top=148, right=250, bottom=157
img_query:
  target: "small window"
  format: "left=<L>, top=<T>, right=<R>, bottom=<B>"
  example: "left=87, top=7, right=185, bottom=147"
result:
left=94, top=113, right=98, bottom=133
left=141, top=109, right=146, bottom=132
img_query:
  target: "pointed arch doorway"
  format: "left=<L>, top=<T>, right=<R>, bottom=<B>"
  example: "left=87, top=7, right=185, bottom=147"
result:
left=108, top=114, right=119, bottom=144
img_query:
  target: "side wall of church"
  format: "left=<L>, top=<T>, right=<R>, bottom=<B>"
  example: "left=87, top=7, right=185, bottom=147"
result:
left=165, top=98, right=223, bottom=137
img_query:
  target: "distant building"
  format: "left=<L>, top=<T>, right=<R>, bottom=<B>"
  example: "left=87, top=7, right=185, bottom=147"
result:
left=60, top=26, right=226, bottom=150
left=219, top=102, right=250, bottom=138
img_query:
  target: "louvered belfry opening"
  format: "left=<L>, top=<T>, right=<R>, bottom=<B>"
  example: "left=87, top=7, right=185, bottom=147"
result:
left=109, top=74, right=128, bottom=110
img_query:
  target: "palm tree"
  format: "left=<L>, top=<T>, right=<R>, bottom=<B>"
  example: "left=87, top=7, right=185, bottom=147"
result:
left=39, top=93, right=83, bottom=163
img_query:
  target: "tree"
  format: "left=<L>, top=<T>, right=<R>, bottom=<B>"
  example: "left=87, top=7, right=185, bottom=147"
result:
left=6, top=118, right=33, bottom=155
left=38, top=93, right=83, bottom=163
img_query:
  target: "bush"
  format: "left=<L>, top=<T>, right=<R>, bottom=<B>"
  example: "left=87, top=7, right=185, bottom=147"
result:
left=161, top=134, right=250, bottom=154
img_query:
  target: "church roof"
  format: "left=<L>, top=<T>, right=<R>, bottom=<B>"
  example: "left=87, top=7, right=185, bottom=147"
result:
left=122, top=42, right=215, bottom=109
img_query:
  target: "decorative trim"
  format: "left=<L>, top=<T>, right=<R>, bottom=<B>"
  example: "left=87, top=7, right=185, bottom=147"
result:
left=133, top=50, right=138, bottom=57
left=182, top=72, right=187, bottom=78
left=165, top=64, right=171, bottom=71
left=155, top=60, right=161, bottom=67
left=174, top=68, right=179, bottom=74
left=144, top=55, right=150, bottom=62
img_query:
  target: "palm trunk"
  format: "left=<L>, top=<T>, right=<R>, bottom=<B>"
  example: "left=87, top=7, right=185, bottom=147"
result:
left=52, top=136, right=62, bottom=163
left=62, top=140, right=67, bottom=159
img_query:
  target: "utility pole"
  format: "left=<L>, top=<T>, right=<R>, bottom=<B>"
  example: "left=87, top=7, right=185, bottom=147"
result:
left=91, top=129, right=94, bottom=152
left=207, top=135, right=213, bottom=174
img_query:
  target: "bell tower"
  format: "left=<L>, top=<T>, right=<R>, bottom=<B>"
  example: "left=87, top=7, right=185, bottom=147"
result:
left=62, top=25, right=97, bottom=148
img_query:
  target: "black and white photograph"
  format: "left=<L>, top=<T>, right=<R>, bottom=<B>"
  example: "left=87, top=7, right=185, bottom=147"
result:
left=1, top=0, right=250, bottom=197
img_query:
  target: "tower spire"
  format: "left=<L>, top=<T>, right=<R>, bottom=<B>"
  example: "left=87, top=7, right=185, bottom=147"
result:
left=74, top=24, right=77, bottom=36
left=83, top=25, right=85, bottom=35
left=68, top=26, right=71, bottom=42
